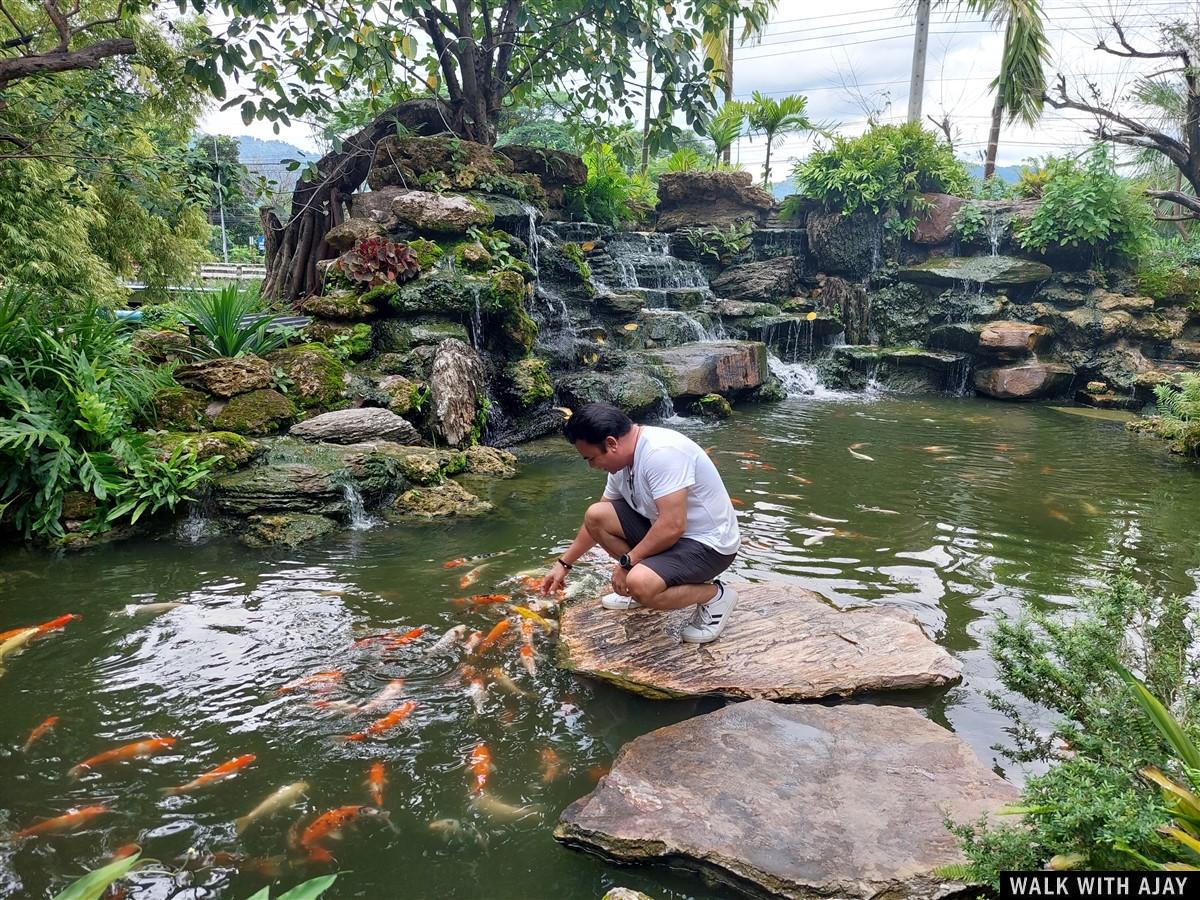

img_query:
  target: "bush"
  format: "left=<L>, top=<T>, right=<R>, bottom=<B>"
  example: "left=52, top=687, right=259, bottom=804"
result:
left=1136, top=236, right=1200, bottom=307
left=790, top=123, right=970, bottom=217
left=179, top=284, right=295, bottom=359
left=564, top=143, right=656, bottom=228
left=1015, top=146, right=1154, bottom=261
left=949, top=570, right=1200, bottom=885
left=0, top=288, right=217, bottom=539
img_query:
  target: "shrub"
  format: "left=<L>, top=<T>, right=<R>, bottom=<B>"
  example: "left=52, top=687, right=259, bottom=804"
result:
left=1015, top=146, right=1154, bottom=261
left=179, top=284, right=295, bottom=359
left=789, top=122, right=970, bottom=217
left=564, top=143, right=656, bottom=228
left=332, top=237, right=421, bottom=287
left=1136, top=236, right=1200, bottom=307
left=952, top=202, right=987, bottom=243
left=685, top=222, right=753, bottom=266
left=948, top=570, right=1200, bottom=885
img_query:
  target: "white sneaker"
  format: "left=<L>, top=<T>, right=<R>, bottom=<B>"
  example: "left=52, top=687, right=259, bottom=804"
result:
left=600, top=592, right=642, bottom=610
left=681, top=582, right=738, bottom=644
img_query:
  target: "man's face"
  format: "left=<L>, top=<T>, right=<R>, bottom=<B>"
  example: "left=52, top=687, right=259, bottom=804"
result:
left=574, top=437, right=624, bottom=473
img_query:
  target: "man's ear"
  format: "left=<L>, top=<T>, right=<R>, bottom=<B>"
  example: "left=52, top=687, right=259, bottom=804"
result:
left=605, top=435, right=619, bottom=452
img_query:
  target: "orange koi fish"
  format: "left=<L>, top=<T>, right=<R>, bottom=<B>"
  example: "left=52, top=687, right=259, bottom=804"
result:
left=17, top=804, right=110, bottom=838
left=32, top=613, right=80, bottom=638
left=69, top=735, right=176, bottom=778
left=360, top=679, right=406, bottom=714
left=476, top=620, right=509, bottom=653
left=730, top=497, right=745, bottom=507
left=112, top=843, right=141, bottom=860
left=469, top=594, right=511, bottom=606
left=540, top=748, right=563, bottom=783
left=519, top=645, right=537, bottom=677
left=442, top=558, right=468, bottom=569
left=300, top=805, right=389, bottom=863
left=339, top=701, right=416, bottom=742
left=458, top=565, right=486, bottom=589
left=367, top=762, right=386, bottom=807
left=1046, top=508, right=1072, bottom=524
left=277, top=670, right=343, bottom=694
left=162, top=753, right=256, bottom=795
left=733, top=451, right=760, bottom=459
left=519, top=619, right=534, bottom=648
left=468, top=743, right=493, bottom=794
left=510, top=606, right=552, bottom=632
left=586, top=765, right=611, bottom=782
left=22, top=715, right=59, bottom=753
left=385, top=626, right=425, bottom=649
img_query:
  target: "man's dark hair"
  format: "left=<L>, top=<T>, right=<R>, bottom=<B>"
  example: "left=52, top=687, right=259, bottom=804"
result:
left=563, top=403, right=633, bottom=445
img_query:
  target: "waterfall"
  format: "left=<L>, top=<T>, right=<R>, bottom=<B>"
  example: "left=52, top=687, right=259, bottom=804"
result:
left=469, top=290, right=484, bottom=349
left=342, top=483, right=376, bottom=530
left=177, top=487, right=219, bottom=543
left=524, top=205, right=540, bottom=287
left=986, top=211, right=1003, bottom=257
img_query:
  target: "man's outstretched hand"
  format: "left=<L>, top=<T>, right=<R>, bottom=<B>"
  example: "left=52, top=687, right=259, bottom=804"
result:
left=540, top=561, right=568, bottom=595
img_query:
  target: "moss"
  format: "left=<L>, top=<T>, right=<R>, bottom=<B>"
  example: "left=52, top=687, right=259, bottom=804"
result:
left=408, top=237, right=445, bottom=271
left=388, top=271, right=487, bottom=316
left=694, top=393, right=733, bottom=419
left=241, top=513, right=338, bottom=548
left=212, top=389, right=297, bottom=435
left=507, top=357, right=553, bottom=407
left=151, top=430, right=257, bottom=471
left=152, top=386, right=209, bottom=431
left=298, top=291, right=376, bottom=320
left=388, top=479, right=493, bottom=519
left=359, top=281, right=401, bottom=307
left=485, top=270, right=537, bottom=357
left=454, top=241, right=493, bottom=272
left=266, top=344, right=348, bottom=408
left=443, top=451, right=469, bottom=477
left=561, top=241, right=593, bottom=282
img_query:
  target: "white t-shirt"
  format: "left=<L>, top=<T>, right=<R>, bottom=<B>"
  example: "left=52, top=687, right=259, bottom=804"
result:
left=602, top=426, right=741, bottom=556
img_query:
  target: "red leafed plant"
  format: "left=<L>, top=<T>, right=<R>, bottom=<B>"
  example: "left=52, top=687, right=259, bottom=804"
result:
left=333, top=237, right=421, bottom=287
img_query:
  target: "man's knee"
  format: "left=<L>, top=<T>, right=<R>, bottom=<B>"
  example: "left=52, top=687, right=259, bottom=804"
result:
left=627, top=565, right=667, bottom=606
left=584, top=501, right=617, bottom=537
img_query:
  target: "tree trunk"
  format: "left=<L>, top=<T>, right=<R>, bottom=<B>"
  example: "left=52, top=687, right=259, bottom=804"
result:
left=722, top=18, right=735, bottom=165
left=641, top=54, right=653, bottom=174
left=983, top=81, right=1004, bottom=180
left=763, top=137, right=772, bottom=189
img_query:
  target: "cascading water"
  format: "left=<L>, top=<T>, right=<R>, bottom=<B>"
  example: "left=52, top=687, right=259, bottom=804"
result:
left=342, top=483, right=376, bottom=530
left=177, top=487, right=219, bottom=543
left=986, top=212, right=1004, bottom=257
left=597, top=232, right=712, bottom=298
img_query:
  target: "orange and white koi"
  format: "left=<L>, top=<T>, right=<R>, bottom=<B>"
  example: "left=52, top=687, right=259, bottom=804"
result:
left=367, top=761, right=386, bottom=807
left=519, top=645, right=537, bottom=677
left=469, top=792, right=540, bottom=821
left=463, top=630, right=484, bottom=654
left=353, top=627, right=425, bottom=649
left=426, top=625, right=468, bottom=655
left=17, top=804, right=110, bottom=838
left=518, top=618, right=535, bottom=648
left=787, top=474, right=812, bottom=485
left=162, top=753, right=256, bottom=795
left=476, top=620, right=509, bottom=653
left=487, top=667, right=529, bottom=698
left=730, top=497, right=745, bottom=507
left=22, top=715, right=58, bottom=753
left=300, top=805, right=391, bottom=863
left=442, top=557, right=468, bottom=569
left=468, top=742, right=493, bottom=794
left=32, top=613, right=80, bottom=638
left=0, top=627, right=38, bottom=667
left=540, top=748, right=563, bottom=783
left=234, top=780, right=309, bottom=834
left=277, top=670, right=343, bottom=694
left=360, top=678, right=407, bottom=713
left=458, top=565, right=486, bottom=589
left=339, top=701, right=416, bottom=742
left=311, top=698, right=365, bottom=716
left=69, top=735, right=176, bottom=778
left=468, top=593, right=511, bottom=606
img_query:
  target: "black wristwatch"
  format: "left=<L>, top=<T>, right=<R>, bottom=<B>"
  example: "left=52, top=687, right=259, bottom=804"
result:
left=618, top=554, right=633, bottom=570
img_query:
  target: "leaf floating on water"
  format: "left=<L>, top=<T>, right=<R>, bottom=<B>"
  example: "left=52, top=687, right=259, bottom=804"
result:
left=805, top=312, right=817, bottom=321
left=623, top=323, right=638, bottom=331
left=580, top=241, right=595, bottom=252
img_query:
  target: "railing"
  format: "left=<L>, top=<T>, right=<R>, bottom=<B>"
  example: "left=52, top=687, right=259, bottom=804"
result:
left=122, top=263, right=268, bottom=293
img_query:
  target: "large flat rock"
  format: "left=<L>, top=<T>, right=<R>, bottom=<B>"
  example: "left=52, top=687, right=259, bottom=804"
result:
left=898, top=255, right=1051, bottom=287
left=556, top=701, right=1017, bottom=900
left=640, top=340, right=768, bottom=400
left=557, top=583, right=961, bottom=700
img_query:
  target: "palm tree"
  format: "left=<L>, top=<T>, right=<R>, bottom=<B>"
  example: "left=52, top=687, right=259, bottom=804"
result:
left=704, top=101, right=747, bottom=167
left=702, top=0, right=777, bottom=163
left=934, top=0, right=1050, bottom=180
left=746, top=91, right=813, bottom=188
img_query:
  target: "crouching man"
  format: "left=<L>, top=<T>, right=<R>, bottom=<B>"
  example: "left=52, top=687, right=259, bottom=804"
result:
left=540, top=403, right=740, bottom=643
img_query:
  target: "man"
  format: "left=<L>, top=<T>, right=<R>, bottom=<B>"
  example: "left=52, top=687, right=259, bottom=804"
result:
left=540, top=403, right=740, bottom=644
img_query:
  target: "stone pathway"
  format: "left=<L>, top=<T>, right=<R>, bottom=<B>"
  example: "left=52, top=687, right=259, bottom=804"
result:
left=556, top=701, right=1017, bottom=900
left=557, top=583, right=961, bottom=700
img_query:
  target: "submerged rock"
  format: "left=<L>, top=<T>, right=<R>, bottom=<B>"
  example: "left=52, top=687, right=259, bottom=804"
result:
left=176, top=356, right=272, bottom=398
left=693, top=393, right=732, bottom=419
left=655, top=171, right=773, bottom=232
left=640, top=341, right=767, bottom=400
left=558, top=582, right=960, bottom=699
left=556, top=701, right=1017, bottom=900
left=898, top=255, right=1052, bottom=288
left=389, top=479, right=492, bottom=519
left=290, top=408, right=420, bottom=445
left=975, top=361, right=1075, bottom=399
left=429, top=339, right=486, bottom=447
left=240, top=513, right=338, bottom=548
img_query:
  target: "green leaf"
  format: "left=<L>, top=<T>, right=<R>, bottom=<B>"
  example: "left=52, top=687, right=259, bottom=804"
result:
left=241, top=102, right=257, bottom=126
left=244, top=890, right=270, bottom=900
left=1119, top=665, right=1200, bottom=771
left=52, top=853, right=141, bottom=900
left=275, top=874, right=339, bottom=899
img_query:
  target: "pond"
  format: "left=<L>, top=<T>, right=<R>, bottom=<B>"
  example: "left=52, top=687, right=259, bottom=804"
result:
left=3, top=392, right=1200, bottom=900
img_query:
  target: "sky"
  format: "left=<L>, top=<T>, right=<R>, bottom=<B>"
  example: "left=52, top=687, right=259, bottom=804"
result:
left=200, top=0, right=1199, bottom=181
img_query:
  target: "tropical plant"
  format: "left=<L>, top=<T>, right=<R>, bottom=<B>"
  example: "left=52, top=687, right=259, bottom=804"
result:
left=179, top=285, right=293, bottom=359
left=51, top=851, right=144, bottom=900
left=790, top=122, right=970, bottom=217
left=1148, top=375, right=1200, bottom=456
left=1137, top=236, right=1200, bottom=307
left=564, top=143, right=657, bottom=228
left=245, top=873, right=340, bottom=899
left=704, top=101, right=747, bottom=167
left=332, top=238, right=422, bottom=287
left=685, top=222, right=753, bottom=265
left=664, top=147, right=705, bottom=172
left=1015, top=146, right=1155, bottom=261
left=700, top=0, right=777, bottom=161
left=745, top=91, right=814, bottom=188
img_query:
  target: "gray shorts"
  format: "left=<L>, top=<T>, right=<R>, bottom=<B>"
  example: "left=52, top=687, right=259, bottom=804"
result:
left=611, top=498, right=736, bottom=588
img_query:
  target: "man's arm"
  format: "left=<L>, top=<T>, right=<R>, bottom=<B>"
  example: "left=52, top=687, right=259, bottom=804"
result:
left=540, top=501, right=606, bottom=594
left=627, top=488, right=687, bottom=566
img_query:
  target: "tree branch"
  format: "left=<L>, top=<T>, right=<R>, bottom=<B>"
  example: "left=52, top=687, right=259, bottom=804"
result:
left=0, top=37, right=135, bottom=86
left=41, top=0, right=73, bottom=51
left=1146, top=189, right=1200, bottom=216
left=1097, top=20, right=1180, bottom=60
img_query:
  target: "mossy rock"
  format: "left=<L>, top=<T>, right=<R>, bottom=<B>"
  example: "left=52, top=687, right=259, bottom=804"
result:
left=388, top=271, right=487, bottom=316
left=454, top=241, right=493, bottom=272
left=368, top=445, right=464, bottom=486
left=463, top=445, right=518, bottom=478
left=266, top=344, right=349, bottom=408
left=61, top=490, right=99, bottom=521
left=367, top=134, right=513, bottom=192
left=506, top=357, right=553, bottom=407
left=359, top=281, right=401, bottom=308
left=213, top=389, right=298, bottom=435
left=486, top=270, right=537, bottom=356
left=240, top=513, right=339, bottom=548
left=152, top=386, right=209, bottom=431
left=378, top=375, right=421, bottom=416
left=408, top=238, right=445, bottom=270
left=388, top=478, right=493, bottom=519
left=373, top=319, right=470, bottom=354
left=151, top=430, right=258, bottom=471
left=298, top=291, right=377, bottom=320
left=694, top=393, right=733, bottom=419
left=304, top=321, right=373, bottom=360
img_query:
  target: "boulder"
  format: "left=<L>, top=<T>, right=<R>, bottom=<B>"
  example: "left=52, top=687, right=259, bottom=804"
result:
left=710, top=257, right=801, bottom=301
left=176, top=356, right=272, bottom=398
left=708, top=299, right=781, bottom=319
left=467, top=192, right=540, bottom=238
left=430, top=338, right=485, bottom=447
left=152, top=386, right=209, bottom=431
left=347, top=187, right=406, bottom=227
left=240, top=513, right=338, bottom=548
left=806, top=207, right=882, bottom=279
left=975, top=362, right=1075, bottom=400
left=558, top=583, right=960, bottom=699
left=911, top=192, right=966, bottom=245
left=389, top=479, right=492, bottom=519
left=555, top=370, right=666, bottom=419
left=367, top=134, right=513, bottom=192
left=556, top=701, right=1018, bottom=900
left=1094, top=290, right=1156, bottom=313
left=634, top=309, right=709, bottom=348
left=377, top=375, right=421, bottom=415
left=506, top=357, right=553, bottom=408
left=655, top=171, right=774, bottom=232
left=132, top=328, right=191, bottom=362
left=298, top=292, right=378, bottom=321
left=212, top=389, right=297, bottom=435
left=693, top=393, right=732, bottom=419
left=463, top=445, right=518, bottom=479
left=266, top=344, right=349, bottom=408
left=641, top=341, right=767, bottom=400
left=291, top=408, right=420, bottom=445
left=324, top=217, right=385, bottom=252
left=898, top=256, right=1053, bottom=288
left=389, top=190, right=494, bottom=235
left=496, top=145, right=586, bottom=213
left=151, top=431, right=257, bottom=472
left=1168, top=340, right=1200, bottom=362
left=373, top=319, right=471, bottom=354
left=977, top=320, right=1050, bottom=359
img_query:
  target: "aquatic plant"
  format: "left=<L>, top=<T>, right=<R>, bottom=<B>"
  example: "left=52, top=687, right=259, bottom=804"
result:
left=179, top=285, right=295, bottom=359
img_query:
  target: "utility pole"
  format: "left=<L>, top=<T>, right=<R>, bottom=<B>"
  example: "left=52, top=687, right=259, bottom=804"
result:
left=906, top=0, right=931, bottom=123
left=214, top=137, right=230, bottom=264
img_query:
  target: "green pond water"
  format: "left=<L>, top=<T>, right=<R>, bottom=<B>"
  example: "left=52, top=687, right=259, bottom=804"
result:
left=3, top=394, right=1200, bottom=900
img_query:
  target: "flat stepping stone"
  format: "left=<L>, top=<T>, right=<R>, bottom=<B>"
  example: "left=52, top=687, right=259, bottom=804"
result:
left=556, top=701, right=1018, bottom=900
left=557, top=583, right=961, bottom=700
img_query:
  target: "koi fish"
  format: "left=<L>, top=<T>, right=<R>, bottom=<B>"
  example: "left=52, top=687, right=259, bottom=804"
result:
left=922, top=446, right=950, bottom=453
left=112, top=843, right=141, bottom=860
left=469, top=792, right=540, bottom=821
left=857, top=505, right=900, bottom=515
left=360, top=679, right=406, bottom=714
left=17, top=804, right=110, bottom=838
left=463, top=630, right=484, bottom=654
left=510, top=605, right=552, bottom=632
left=787, top=474, right=812, bottom=485
left=235, top=781, right=309, bottom=834
left=22, top=715, right=58, bottom=753
left=162, top=753, right=256, bottom=795
left=848, top=448, right=875, bottom=461
left=994, top=443, right=1013, bottom=452
left=458, top=565, right=486, bottom=589
left=442, top=558, right=468, bottom=569
left=730, top=498, right=745, bottom=507
left=1046, top=508, right=1073, bottom=524
left=849, top=442, right=870, bottom=450
left=119, top=602, right=184, bottom=617
left=803, top=531, right=831, bottom=547
left=466, top=678, right=488, bottom=714
left=0, top=627, right=39, bottom=668
left=1081, top=501, right=1101, bottom=516
left=732, top=451, right=759, bottom=459
left=32, top=613, right=79, bottom=638
left=519, top=645, right=537, bottom=677
left=516, top=575, right=544, bottom=593
left=760, top=463, right=777, bottom=471
left=476, top=619, right=509, bottom=653
left=468, top=743, right=493, bottom=793
left=807, top=512, right=848, bottom=524
left=540, top=748, right=563, bottom=783
left=367, top=762, right=386, bottom=807
left=311, top=698, right=365, bottom=716
left=1040, top=465, right=1055, bottom=475
left=522, top=598, right=559, bottom=616
left=69, top=735, right=176, bottom=778
left=385, top=626, right=425, bottom=649
left=488, top=667, right=529, bottom=698
left=468, top=594, right=511, bottom=606
left=586, top=765, right=611, bottom=781
left=426, top=625, right=468, bottom=655
left=300, top=805, right=391, bottom=863
left=519, top=619, right=534, bottom=648
left=428, top=818, right=489, bottom=847
left=339, top=701, right=416, bottom=742
left=277, top=670, right=343, bottom=694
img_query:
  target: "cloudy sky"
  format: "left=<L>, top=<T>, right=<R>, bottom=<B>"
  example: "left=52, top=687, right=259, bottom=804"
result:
left=202, top=0, right=1198, bottom=179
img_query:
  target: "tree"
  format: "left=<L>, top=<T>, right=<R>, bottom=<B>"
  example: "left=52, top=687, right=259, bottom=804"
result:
left=701, top=0, right=776, bottom=163
left=1044, top=20, right=1200, bottom=221
left=191, top=134, right=260, bottom=257
left=703, top=100, right=746, bottom=166
left=746, top=91, right=813, bottom=187
left=935, top=0, right=1050, bottom=179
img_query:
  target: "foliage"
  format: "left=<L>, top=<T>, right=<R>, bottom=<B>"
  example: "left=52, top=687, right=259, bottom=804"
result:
left=0, top=289, right=216, bottom=539
left=745, top=91, right=814, bottom=187
left=948, top=570, right=1200, bottom=886
left=1015, top=146, right=1155, bottom=260
left=1149, top=375, right=1200, bottom=456
left=974, top=176, right=1014, bottom=200
left=1137, top=237, right=1200, bottom=307
left=792, top=123, right=970, bottom=217
left=245, top=873, right=340, bottom=900
left=663, top=147, right=704, bottom=173
left=179, top=285, right=292, bottom=359
left=703, top=101, right=747, bottom=165
left=685, top=222, right=753, bottom=265
left=1016, top=158, right=1054, bottom=198
left=190, top=134, right=262, bottom=254
left=565, top=143, right=656, bottom=228
left=51, top=851, right=143, bottom=900
left=953, top=203, right=988, bottom=242
left=333, top=238, right=422, bottom=288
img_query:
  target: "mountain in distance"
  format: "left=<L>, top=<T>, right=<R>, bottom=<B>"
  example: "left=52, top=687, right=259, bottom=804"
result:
left=235, top=136, right=318, bottom=167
